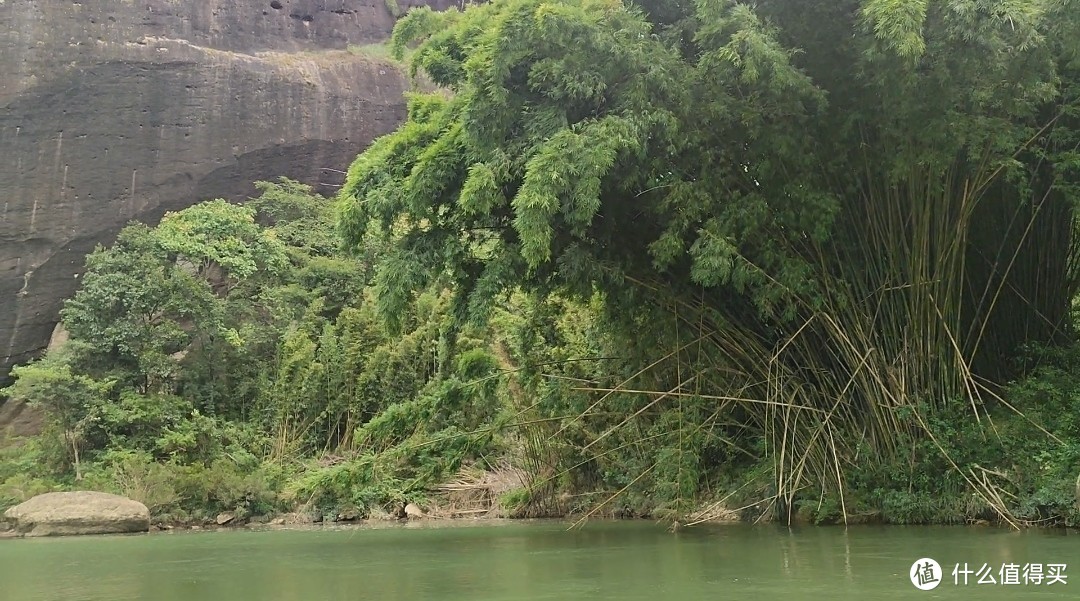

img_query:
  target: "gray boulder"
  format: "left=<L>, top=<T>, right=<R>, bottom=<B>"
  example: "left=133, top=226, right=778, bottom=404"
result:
left=3, top=491, right=150, bottom=537
left=404, top=502, right=425, bottom=519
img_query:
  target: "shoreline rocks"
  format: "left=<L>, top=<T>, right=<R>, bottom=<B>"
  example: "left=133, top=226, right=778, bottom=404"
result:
left=404, top=503, right=425, bottom=520
left=3, top=491, right=150, bottom=537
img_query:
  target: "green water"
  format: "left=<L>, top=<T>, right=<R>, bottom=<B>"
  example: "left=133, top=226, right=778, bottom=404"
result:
left=0, top=521, right=1076, bottom=600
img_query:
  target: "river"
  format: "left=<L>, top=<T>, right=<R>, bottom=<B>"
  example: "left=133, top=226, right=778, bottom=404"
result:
left=0, top=521, right=1075, bottom=600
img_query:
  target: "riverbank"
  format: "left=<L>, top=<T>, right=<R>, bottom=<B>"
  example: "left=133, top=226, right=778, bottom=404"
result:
left=4, top=437, right=1078, bottom=532
left=137, top=499, right=1014, bottom=533
left=3, top=474, right=1072, bottom=538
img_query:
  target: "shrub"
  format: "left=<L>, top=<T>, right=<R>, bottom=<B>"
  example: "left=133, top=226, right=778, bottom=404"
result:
left=82, top=450, right=180, bottom=514
left=173, top=459, right=282, bottom=517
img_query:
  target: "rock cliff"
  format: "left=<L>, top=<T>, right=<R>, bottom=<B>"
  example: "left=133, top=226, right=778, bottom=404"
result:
left=0, top=0, right=454, bottom=385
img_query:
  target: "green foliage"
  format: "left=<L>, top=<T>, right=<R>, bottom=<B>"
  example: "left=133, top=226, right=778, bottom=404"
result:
left=498, top=487, right=531, bottom=513
left=0, top=473, right=58, bottom=513
left=174, top=458, right=282, bottom=517
left=3, top=358, right=110, bottom=435
left=346, top=0, right=837, bottom=325
left=832, top=340, right=1080, bottom=527
left=82, top=450, right=181, bottom=514
left=156, top=199, right=288, bottom=282
left=60, top=225, right=221, bottom=390
left=0, top=441, right=61, bottom=511
left=7, top=0, right=1080, bottom=528
left=288, top=454, right=407, bottom=516
left=1, top=177, right=511, bottom=521
left=335, top=0, right=1080, bottom=526
left=78, top=450, right=285, bottom=518
left=860, top=0, right=930, bottom=59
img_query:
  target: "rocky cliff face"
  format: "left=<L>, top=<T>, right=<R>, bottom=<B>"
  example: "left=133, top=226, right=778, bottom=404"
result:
left=0, top=0, right=454, bottom=385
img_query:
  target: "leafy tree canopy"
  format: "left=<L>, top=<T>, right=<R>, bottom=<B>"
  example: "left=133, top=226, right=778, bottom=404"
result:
left=341, top=0, right=1080, bottom=327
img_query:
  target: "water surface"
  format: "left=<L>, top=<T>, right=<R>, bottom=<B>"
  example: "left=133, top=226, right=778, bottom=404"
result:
left=0, top=521, right=1075, bottom=600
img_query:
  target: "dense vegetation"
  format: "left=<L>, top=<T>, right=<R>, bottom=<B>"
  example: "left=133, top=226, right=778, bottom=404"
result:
left=3, top=0, right=1080, bottom=527
left=0, top=181, right=512, bottom=522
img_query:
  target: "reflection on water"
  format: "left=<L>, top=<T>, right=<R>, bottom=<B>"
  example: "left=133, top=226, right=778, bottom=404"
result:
left=0, top=521, right=1075, bottom=600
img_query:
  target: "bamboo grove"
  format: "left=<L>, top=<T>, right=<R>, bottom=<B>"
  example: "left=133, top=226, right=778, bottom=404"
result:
left=339, top=0, right=1080, bottom=524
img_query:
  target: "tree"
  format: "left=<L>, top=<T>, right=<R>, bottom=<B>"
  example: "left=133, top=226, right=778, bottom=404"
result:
left=2, top=353, right=112, bottom=480
left=156, top=199, right=289, bottom=291
left=61, top=195, right=297, bottom=397
left=61, top=225, right=221, bottom=392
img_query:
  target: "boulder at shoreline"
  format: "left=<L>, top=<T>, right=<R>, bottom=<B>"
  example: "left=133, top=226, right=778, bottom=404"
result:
left=3, top=491, right=150, bottom=537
